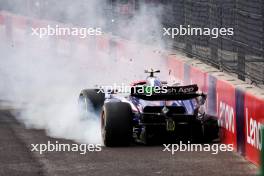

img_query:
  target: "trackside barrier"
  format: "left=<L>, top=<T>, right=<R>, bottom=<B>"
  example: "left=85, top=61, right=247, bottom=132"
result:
left=261, top=127, right=264, bottom=175
left=244, top=93, right=264, bottom=165
left=167, top=54, right=264, bottom=166
left=216, top=78, right=237, bottom=151
left=1, top=11, right=264, bottom=166
left=0, top=13, right=5, bottom=41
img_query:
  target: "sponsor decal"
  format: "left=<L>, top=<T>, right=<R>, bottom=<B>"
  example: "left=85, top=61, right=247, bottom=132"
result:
left=244, top=94, right=264, bottom=165
left=215, top=80, right=237, bottom=150
left=218, top=100, right=235, bottom=133
left=246, top=108, right=262, bottom=151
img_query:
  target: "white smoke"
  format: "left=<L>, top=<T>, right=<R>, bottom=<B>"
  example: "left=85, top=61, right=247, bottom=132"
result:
left=0, top=36, right=105, bottom=144
left=0, top=1, right=167, bottom=144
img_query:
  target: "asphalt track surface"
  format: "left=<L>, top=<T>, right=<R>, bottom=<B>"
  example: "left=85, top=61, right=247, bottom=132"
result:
left=0, top=108, right=258, bottom=176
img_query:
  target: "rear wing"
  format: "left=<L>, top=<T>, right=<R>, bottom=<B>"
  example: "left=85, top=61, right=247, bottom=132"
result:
left=130, top=84, right=206, bottom=100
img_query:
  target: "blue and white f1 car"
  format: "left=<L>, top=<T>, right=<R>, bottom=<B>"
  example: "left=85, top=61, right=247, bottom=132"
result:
left=78, top=69, right=219, bottom=146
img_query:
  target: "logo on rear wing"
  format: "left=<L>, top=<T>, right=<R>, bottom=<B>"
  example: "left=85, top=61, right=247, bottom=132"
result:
left=130, top=84, right=203, bottom=100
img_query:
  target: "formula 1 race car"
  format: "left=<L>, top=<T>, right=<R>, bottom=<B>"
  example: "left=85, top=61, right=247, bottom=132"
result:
left=78, top=69, right=219, bottom=146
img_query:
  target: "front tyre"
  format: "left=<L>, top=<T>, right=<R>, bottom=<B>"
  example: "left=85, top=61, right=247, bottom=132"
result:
left=101, top=102, right=133, bottom=147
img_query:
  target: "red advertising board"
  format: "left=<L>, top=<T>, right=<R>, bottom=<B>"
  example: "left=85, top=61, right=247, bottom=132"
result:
left=216, top=79, right=237, bottom=150
left=167, top=55, right=184, bottom=84
left=189, top=67, right=207, bottom=92
left=116, top=39, right=127, bottom=61
left=96, top=35, right=109, bottom=52
left=12, top=15, right=27, bottom=29
left=244, top=93, right=264, bottom=165
left=0, top=12, right=4, bottom=25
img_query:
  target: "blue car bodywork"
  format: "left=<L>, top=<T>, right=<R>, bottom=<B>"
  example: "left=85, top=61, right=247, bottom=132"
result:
left=79, top=70, right=219, bottom=145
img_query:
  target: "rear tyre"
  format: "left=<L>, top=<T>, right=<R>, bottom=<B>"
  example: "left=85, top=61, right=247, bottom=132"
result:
left=203, top=115, right=219, bottom=142
left=78, top=89, right=105, bottom=118
left=192, top=116, right=219, bottom=143
left=191, top=120, right=204, bottom=143
left=101, top=102, right=133, bottom=147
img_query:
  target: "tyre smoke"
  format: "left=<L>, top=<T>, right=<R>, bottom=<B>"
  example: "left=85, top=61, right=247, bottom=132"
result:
left=0, top=0, right=167, bottom=144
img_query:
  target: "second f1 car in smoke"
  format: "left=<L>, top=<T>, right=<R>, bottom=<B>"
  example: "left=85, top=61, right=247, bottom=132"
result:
left=78, top=69, right=219, bottom=146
